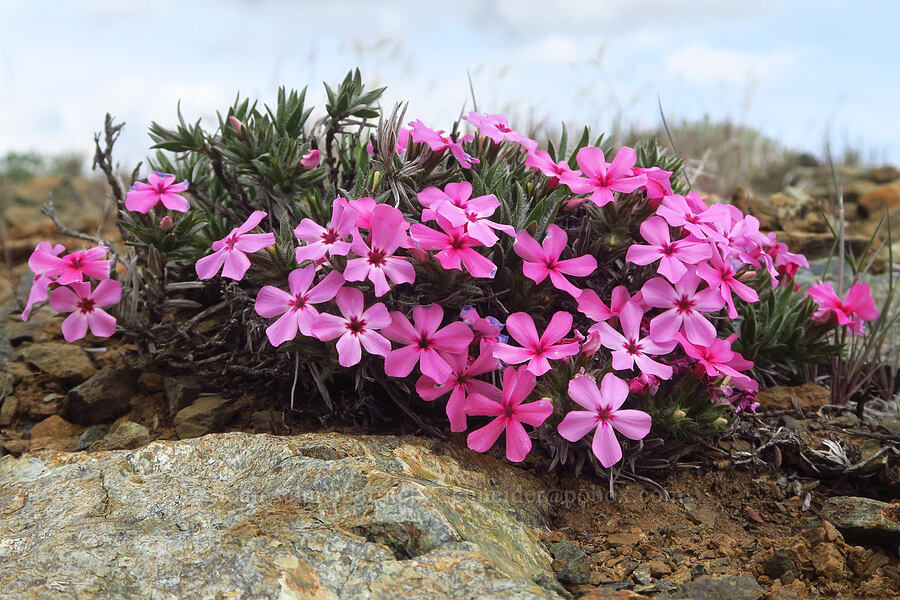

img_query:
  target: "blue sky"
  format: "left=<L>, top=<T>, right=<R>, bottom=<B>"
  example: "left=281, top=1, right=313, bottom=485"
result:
left=1, top=0, right=897, bottom=167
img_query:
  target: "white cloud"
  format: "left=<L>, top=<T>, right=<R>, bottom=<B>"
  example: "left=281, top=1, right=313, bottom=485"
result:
left=663, top=43, right=795, bottom=84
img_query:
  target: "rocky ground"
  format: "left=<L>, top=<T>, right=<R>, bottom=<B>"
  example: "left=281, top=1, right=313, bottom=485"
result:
left=1, top=168, right=899, bottom=598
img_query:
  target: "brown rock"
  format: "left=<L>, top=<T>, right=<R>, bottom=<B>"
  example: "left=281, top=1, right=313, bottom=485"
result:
left=580, top=589, right=649, bottom=599
left=757, top=383, right=829, bottom=411
left=859, top=179, right=900, bottom=216
left=0, top=396, right=19, bottom=426
left=606, top=532, right=643, bottom=547
left=173, top=395, right=237, bottom=440
left=811, top=543, right=845, bottom=581
left=27, top=393, right=65, bottom=419
left=30, top=415, right=80, bottom=440
left=2, top=438, right=29, bottom=454
left=647, top=559, right=671, bottom=578
left=22, top=343, right=96, bottom=383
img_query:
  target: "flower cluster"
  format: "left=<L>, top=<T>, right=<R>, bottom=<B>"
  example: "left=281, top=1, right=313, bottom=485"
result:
left=27, top=88, right=877, bottom=473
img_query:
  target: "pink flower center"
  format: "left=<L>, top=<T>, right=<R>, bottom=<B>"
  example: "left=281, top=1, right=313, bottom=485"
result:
left=502, top=403, right=515, bottom=417
left=661, top=243, right=676, bottom=256
left=449, top=234, right=466, bottom=250
left=417, top=335, right=433, bottom=350
left=224, top=234, right=239, bottom=250
left=676, top=295, right=694, bottom=312
left=367, top=248, right=386, bottom=266
left=495, top=122, right=513, bottom=134
left=624, top=338, right=642, bottom=355
left=346, top=316, right=366, bottom=335
left=68, top=255, right=84, bottom=269
left=322, top=229, right=339, bottom=244
left=290, top=294, right=307, bottom=310
left=466, top=211, right=479, bottom=222
left=155, top=183, right=167, bottom=193
left=77, top=297, right=95, bottom=314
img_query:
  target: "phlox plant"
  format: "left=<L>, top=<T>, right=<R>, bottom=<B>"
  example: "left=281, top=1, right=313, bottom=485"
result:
left=23, top=70, right=878, bottom=475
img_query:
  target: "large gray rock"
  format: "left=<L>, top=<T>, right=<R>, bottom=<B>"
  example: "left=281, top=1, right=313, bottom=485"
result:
left=822, top=496, right=900, bottom=543
left=21, top=342, right=96, bottom=384
left=0, top=432, right=563, bottom=599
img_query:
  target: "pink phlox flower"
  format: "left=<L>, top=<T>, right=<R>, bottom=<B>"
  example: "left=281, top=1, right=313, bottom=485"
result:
left=525, top=150, right=578, bottom=185
left=641, top=270, right=725, bottom=345
left=196, top=211, right=276, bottom=281
left=396, top=126, right=411, bottom=154
left=22, top=242, right=66, bottom=321
left=460, top=306, right=506, bottom=348
left=684, top=191, right=709, bottom=213
left=766, top=233, right=809, bottom=284
left=347, top=196, right=379, bottom=229
left=513, top=224, right=597, bottom=298
left=409, top=215, right=498, bottom=279
left=294, top=197, right=358, bottom=264
left=408, top=119, right=480, bottom=168
left=343, top=204, right=415, bottom=296
left=28, top=245, right=111, bottom=286
left=463, top=111, right=538, bottom=152
left=382, top=304, right=474, bottom=382
left=125, top=171, right=190, bottom=213
left=807, top=282, right=879, bottom=335
left=593, top=300, right=676, bottom=380
left=228, top=115, right=243, bottom=134
left=577, top=285, right=639, bottom=324
left=677, top=333, right=758, bottom=392
left=628, top=372, right=660, bottom=396
left=254, top=267, right=345, bottom=346
left=559, top=146, right=647, bottom=207
left=417, top=182, right=514, bottom=247
left=491, top=311, right=579, bottom=376
left=655, top=194, right=723, bottom=241
left=625, top=216, right=712, bottom=283
left=558, top=373, right=652, bottom=468
left=312, top=287, right=392, bottom=367
left=634, top=167, right=673, bottom=202
left=49, top=279, right=121, bottom=342
left=695, top=246, right=759, bottom=318
left=300, top=149, right=321, bottom=169
left=415, top=348, right=501, bottom=432
left=465, top=366, right=553, bottom=462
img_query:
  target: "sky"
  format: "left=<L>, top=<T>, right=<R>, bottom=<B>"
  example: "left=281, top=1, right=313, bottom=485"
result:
left=0, top=0, right=897, bottom=169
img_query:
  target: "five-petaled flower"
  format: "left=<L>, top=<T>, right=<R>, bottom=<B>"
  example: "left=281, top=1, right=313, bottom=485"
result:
left=626, top=216, right=711, bottom=283
left=593, top=301, right=676, bottom=379
left=409, top=119, right=479, bottom=168
left=462, top=111, right=537, bottom=152
left=28, top=245, right=111, bottom=286
left=410, top=216, right=498, bottom=279
left=255, top=267, right=345, bottom=346
left=415, top=349, right=501, bottom=432
left=492, top=311, right=579, bottom=376
left=466, top=366, right=553, bottom=462
left=125, top=172, right=190, bottom=213
left=558, top=373, right=652, bottom=468
left=560, top=146, right=647, bottom=207
left=807, top=282, right=879, bottom=335
left=22, top=241, right=66, bottom=321
left=195, top=210, right=276, bottom=281
left=641, top=271, right=724, bottom=345
left=312, top=287, right=393, bottom=367
left=513, top=225, right=597, bottom=298
left=294, top=197, right=357, bottom=264
left=344, top=204, right=416, bottom=296
left=382, top=304, right=474, bottom=382
left=49, top=280, right=122, bottom=342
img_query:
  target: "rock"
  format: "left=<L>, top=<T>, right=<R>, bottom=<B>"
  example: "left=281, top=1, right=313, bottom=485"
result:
left=251, top=410, right=283, bottom=433
left=858, top=179, right=900, bottom=217
left=769, top=188, right=825, bottom=233
left=631, top=567, right=652, bottom=585
left=582, top=589, right=649, bottom=599
left=75, top=425, right=109, bottom=451
left=549, top=539, right=590, bottom=584
left=822, top=496, right=900, bottom=543
left=173, top=395, right=237, bottom=439
left=0, top=311, right=62, bottom=345
left=163, top=375, right=201, bottom=415
left=27, top=393, right=65, bottom=419
left=21, top=343, right=96, bottom=384
left=0, top=432, right=564, bottom=598
left=606, top=532, right=643, bottom=547
left=89, top=421, right=151, bottom=451
left=880, top=417, right=900, bottom=437
left=647, top=559, right=672, bottom=578
left=870, top=166, right=900, bottom=184
left=811, top=541, right=845, bottom=581
left=678, top=575, right=764, bottom=600
left=27, top=415, right=82, bottom=452
left=65, top=366, right=137, bottom=425
left=757, top=383, right=829, bottom=412
left=0, top=396, right=19, bottom=426
left=760, top=548, right=798, bottom=579
left=830, top=413, right=859, bottom=428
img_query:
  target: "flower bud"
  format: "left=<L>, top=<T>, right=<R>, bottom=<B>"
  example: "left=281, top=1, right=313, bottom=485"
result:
left=580, top=331, right=602, bottom=357
left=228, top=115, right=243, bottom=134
left=713, top=417, right=729, bottom=429
left=408, top=247, right=431, bottom=263
left=672, top=409, right=687, bottom=423
left=563, top=197, right=585, bottom=211
left=159, top=215, right=174, bottom=231
left=300, top=149, right=321, bottom=169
